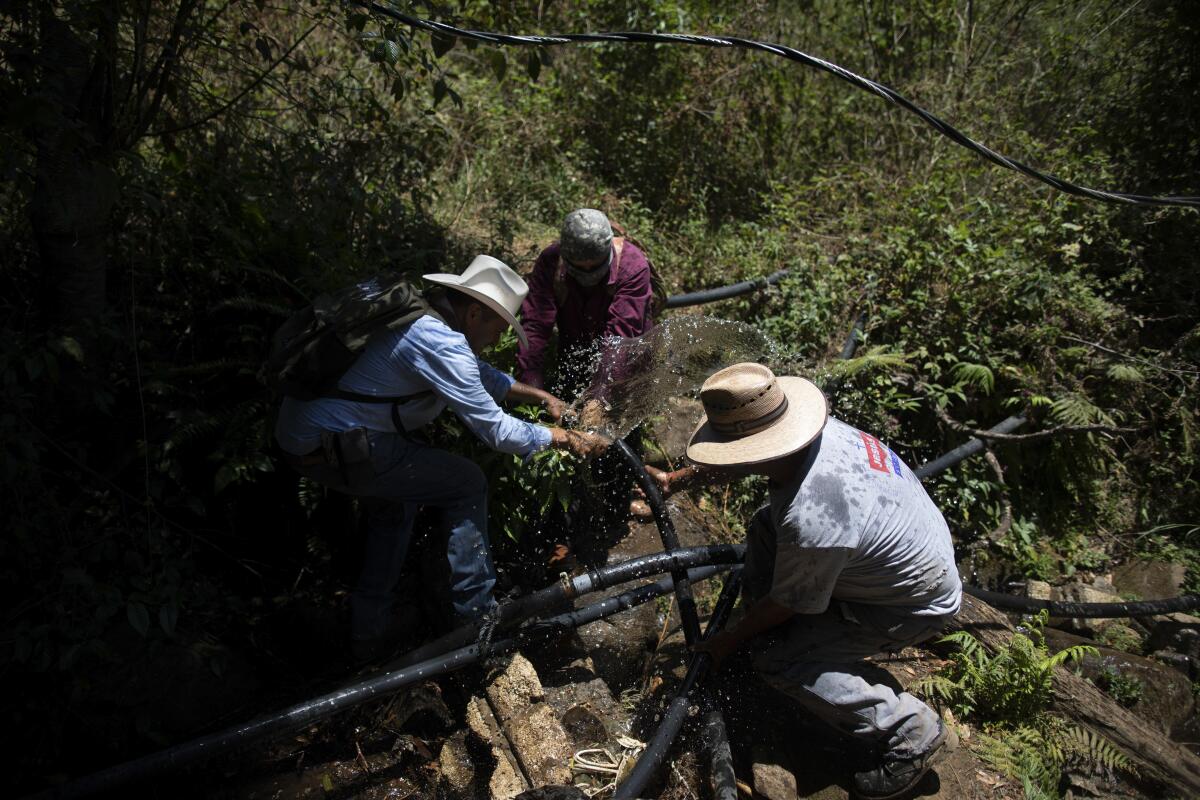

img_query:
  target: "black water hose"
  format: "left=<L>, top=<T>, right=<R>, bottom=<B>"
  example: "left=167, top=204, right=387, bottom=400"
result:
left=615, top=440, right=703, bottom=646
left=389, top=543, right=742, bottom=671
left=28, top=564, right=736, bottom=800
left=702, top=708, right=739, bottom=800
left=664, top=269, right=791, bottom=309
left=913, top=415, right=1028, bottom=480
left=614, top=568, right=744, bottom=799
left=839, top=310, right=867, bottom=360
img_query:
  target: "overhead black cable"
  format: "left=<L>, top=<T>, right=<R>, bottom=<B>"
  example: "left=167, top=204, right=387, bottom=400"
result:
left=357, top=1, right=1199, bottom=209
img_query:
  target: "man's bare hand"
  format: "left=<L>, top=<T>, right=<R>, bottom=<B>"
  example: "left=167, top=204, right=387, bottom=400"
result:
left=693, top=631, right=740, bottom=669
left=550, top=428, right=610, bottom=459
left=579, top=398, right=607, bottom=431
left=541, top=394, right=567, bottom=423
left=643, top=464, right=673, bottom=497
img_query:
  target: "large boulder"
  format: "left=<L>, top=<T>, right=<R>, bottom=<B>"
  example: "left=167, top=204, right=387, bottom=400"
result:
left=1045, top=628, right=1196, bottom=737
left=438, top=697, right=529, bottom=800
left=484, top=653, right=574, bottom=787
left=1113, top=560, right=1186, bottom=601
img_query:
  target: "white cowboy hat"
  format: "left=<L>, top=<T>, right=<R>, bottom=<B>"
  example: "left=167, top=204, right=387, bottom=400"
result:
left=686, top=362, right=828, bottom=467
left=423, top=255, right=530, bottom=348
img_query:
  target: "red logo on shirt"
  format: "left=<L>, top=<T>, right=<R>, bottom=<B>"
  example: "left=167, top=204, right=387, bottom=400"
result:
left=860, top=432, right=891, bottom=474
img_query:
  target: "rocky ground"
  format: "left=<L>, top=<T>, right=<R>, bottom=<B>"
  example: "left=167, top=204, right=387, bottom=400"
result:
left=104, top=401, right=1200, bottom=800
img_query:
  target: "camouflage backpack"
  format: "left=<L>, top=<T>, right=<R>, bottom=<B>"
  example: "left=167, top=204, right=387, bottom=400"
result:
left=263, top=273, right=444, bottom=403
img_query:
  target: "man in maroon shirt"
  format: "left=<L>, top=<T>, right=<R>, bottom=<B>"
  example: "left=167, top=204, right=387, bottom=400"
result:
left=516, top=208, right=655, bottom=396
left=516, top=209, right=657, bottom=557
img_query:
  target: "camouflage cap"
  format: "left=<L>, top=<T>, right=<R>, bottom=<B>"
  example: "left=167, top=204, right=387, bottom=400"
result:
left=560, top=208, right=613, bottom=265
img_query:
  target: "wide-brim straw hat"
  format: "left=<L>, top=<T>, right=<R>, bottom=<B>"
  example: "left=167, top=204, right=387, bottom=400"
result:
left=686, top=363, right=828, bottom=467
left=423, top=255, right=530, bottom=348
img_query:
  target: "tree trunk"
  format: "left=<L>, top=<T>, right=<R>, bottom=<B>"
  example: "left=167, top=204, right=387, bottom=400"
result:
left=949, top=595, right=1200, bottom=798
left=29, top=9, right=118, bottom=327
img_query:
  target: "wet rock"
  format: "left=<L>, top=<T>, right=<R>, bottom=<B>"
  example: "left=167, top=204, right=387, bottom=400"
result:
left=1146, top=613, right=1200, bottom=665
left=438, top=730, right=476, bottom=796
left=574, top=617, right=653, bottom=693
left=1026, top=580, right=1052, bottom=600
left=561, top=704, right=609, bottom=748
left=1113, top=560, right=1186, bottom=601
left=752, top=760, right=799, bottom=800
left=503, top=704, right=575, bottom=786
left=1046, top=628, right=1196, bottom=736
left=514, top=788, right=589, bottom=800
left=484, top=652, right=574, bottom=787
left=439, top=706, right=529, bottom=800
left=485, top=652, right=545, bottom=720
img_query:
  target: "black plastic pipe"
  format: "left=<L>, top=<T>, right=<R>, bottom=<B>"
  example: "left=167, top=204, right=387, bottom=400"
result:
left=615, top=439, right=703, bottom=646
left=614, top=568, right=744, bottom=799
left=913, top=415, right=1027, bottom=480
left=839, top=310, right=867, bottom=360
left=664, top=269, right=790, bottom=309
left=702, top=708, right=739, bottom=800
left=964, top=585, right=1200, bottom=618
left=389, top=543, right=742, bottom=671
left=28, top=564, right=736, bottom=800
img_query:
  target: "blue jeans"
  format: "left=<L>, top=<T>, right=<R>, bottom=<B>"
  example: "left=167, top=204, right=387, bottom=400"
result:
left=294, top=432, right=496, bottom=640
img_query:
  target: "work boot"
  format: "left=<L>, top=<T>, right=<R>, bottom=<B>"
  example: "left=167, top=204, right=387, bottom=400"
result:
left=852, top=721, right=957, bottom=800
left=350, top=605, right=423, bottom=665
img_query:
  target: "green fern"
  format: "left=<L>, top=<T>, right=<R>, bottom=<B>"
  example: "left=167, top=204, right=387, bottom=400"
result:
left=1059, top=723, right=1133, bottom=773
left=829, top=345, right=910, bottom=378
left=917, top=614, right=1133, bottom=798
left=951, top=361, right=996, bottom=394
left=1051, top=393, right=1113, bottom=426
left=1105, top=363, right=1144, bottom=383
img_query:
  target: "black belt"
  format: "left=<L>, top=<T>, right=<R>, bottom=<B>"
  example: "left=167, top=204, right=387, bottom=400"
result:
left=283, top=447, right=326, bottom=467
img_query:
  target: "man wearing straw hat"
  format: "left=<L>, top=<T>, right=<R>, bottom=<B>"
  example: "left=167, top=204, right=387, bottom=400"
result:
left=661, top=362, right=960, bottom=799
left=276, top=255, right=606, bottom=662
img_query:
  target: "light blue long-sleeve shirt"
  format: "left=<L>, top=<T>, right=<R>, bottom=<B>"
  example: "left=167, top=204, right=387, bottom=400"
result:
left=275, top=314, right=552, bottom=457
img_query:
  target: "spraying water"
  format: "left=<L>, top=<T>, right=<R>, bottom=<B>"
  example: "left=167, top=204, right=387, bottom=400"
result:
left=566, top=317, right=784, bottom=439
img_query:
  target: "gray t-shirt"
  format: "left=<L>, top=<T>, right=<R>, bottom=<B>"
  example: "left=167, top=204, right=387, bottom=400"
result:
left=765, top=417, right=962, bottom=617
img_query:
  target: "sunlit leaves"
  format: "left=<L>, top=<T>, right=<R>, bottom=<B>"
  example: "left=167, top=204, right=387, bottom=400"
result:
left=951, top=361, right=995, bottom=395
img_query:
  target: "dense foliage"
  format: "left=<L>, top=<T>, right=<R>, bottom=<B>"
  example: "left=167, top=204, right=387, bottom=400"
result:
left=919, top=614, right=1131, bottom=795
left=1, top=0, right=1196, bottom=793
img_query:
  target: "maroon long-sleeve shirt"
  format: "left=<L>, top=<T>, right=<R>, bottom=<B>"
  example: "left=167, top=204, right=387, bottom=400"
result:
left=516, top=240, right=654, bottom=389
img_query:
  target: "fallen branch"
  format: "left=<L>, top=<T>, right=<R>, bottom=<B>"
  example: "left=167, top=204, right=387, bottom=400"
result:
left=948, top=596, right=1200, bottom=797
left=932, top=403, right=1139, bottom=442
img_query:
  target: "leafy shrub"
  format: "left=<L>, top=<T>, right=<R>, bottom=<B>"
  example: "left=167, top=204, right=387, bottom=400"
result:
left=918, top=612, right=1132, bottom=797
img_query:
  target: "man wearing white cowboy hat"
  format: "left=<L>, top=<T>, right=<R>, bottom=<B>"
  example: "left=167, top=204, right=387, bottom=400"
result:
left=656, top=362, right=961, bottom=800
left=275, top=255, right=606, bottom=662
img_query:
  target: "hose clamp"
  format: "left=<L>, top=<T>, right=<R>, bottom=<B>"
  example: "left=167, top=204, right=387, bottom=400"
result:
left=559, top=571, right=576, bottom=599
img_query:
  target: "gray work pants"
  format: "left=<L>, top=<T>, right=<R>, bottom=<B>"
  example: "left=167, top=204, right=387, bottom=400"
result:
left=743, top=507, right=948, bottom=759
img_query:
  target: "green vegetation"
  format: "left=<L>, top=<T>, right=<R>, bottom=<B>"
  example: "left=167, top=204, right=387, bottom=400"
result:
left=919, top=612, right=1131, bottom=796
left=1, top=0, right=1196, bottom=792
left=1095, top=665, right=1146, bottom=708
